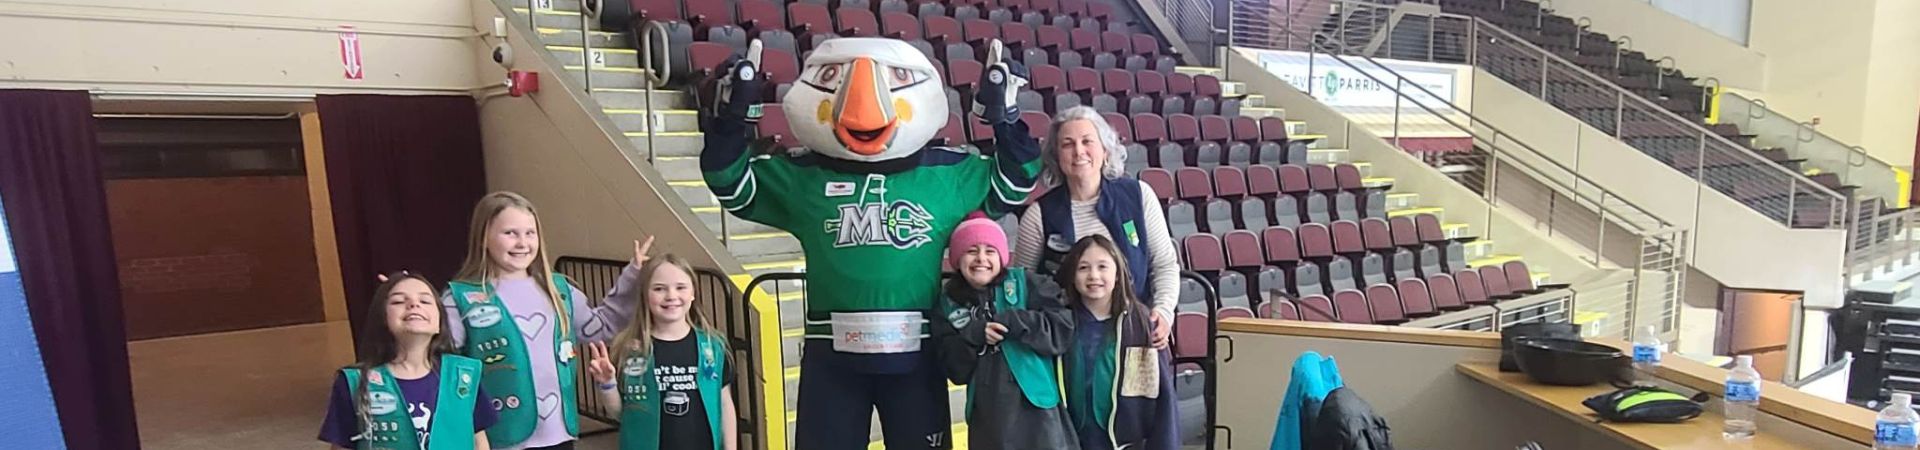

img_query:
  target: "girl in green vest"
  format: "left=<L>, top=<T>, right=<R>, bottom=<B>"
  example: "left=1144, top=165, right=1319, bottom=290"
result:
left=320, top=272, right=497, bottom=450
left=444, top=192, right=650, bottom=450
left=931, top=212, right=1080, bottom=449
left=583, top=254, right=737, bottom=450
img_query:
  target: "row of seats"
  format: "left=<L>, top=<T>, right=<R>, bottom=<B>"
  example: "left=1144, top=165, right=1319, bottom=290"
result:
left=1262, top=262, right=1546, bottom=324
left=1143, top=164, right=1387, bottom=233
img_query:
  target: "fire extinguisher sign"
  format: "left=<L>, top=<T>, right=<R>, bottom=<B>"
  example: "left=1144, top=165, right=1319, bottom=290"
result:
left=339, top=25, right=364, bottom=80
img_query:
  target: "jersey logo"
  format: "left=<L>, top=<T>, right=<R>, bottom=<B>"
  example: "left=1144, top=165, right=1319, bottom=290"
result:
left=825, top=181, right=856, bottom=197
left=824, top=175, right=936, bottom=249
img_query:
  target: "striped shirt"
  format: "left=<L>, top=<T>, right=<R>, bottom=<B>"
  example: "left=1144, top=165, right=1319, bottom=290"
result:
left=1012, top=182, right=1180, bottom=322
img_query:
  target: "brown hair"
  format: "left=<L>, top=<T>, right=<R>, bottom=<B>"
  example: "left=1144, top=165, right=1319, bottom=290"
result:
left=350, top=272, right=454, bottom=437
left=610, top=254, right=724, bottom=364
left=1054, top=234, right=1145, bottom=319
left=452, top=191, right=572, bottom=341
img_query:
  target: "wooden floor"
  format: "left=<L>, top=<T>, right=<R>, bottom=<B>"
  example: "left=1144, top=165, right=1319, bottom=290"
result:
left=130, top=321, right=620, bottom=450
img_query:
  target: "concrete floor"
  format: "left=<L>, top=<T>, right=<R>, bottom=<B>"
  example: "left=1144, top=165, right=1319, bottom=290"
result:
left=129, top=321, right=618, bottom=450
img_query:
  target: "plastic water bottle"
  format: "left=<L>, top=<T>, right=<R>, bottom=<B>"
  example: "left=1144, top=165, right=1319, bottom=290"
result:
left=1723, top=355, right=1761, bottom=440
left=1632, top=326, right=1664, bottom=373
left=1877, top=393, right=1920, bottom=450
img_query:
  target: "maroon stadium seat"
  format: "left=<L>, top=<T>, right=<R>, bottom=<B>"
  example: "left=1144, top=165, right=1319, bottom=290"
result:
left=936, top=115, right=966, bottom=146
left=1200, top=115, right=1230, bottom=143
left=1263, top=226, right=1300, bottom=265
left=836, top=8, right=879, bottom=36
left=1259, top=116, right=1289, bottom=142
left=1427, top=273, right=1464, bottom=310
left=1415, top=213, right=1447, bottom=243
left=1246, top=165, right=1279, bottom=197
left=1456, top=269, right=1490, bottom=305
left=1029, top=64, right=1065, bottom=94
left=1265, top=299, right=1301, bottom=320
left=1398, top=278, right=1435, bottom=317
left=1067, top=67, right=1101, bottom=94
left=1036, top=25, right=1068, bottom=50
left=761, top=48, right=801, bottom=85
left=1001, top=22, right=1035, bottom=49
left=1361, top=218, right=1394, bottom=252
left=1182, top=233, right=1226, bottom=272
left=1131, top=113, right=1166, bottom=144
left=1194, top=74, right=1222, bottom=98
left=1297, top=223, right=1332, bottom=259
left=962, top=18, right=998, bottom=43
left=1174, top=167, right=1212, bottom=201
left=1331, top=290, right=1370, bottom=324
left=1223, top=230, right=1263, bottom=269
left=947, top=60, right=983, bottom=90
left=684, top=0, right=732, bottom=27
left=757, top=104, right=794, bottom=149
left=1297, top=295, right=1335, bottom=322
left=1330, top=220, right=1364, bottom=255
left=1503, top=261, right=1538, bottom=292
left=1102, top=112, right=1131, bottom=143
left=1172, top=312, right=1210, bottom=359
left=1070, top=28, right=1101, bottom=53
left=1212, top=166, right=1247, bottom=198
left=1365, top=284, right=1405, bottom=323
left=632, top=0, right=683, bottom=23
left=1232, top=117, right=1261, bottom=142
left=1020, top=112, right=1050, bottom=140
left=1101, top=31, right=1130, bottom=55
left=1136, top=71, right=1166, bottom=96
left=1168, top=114, right=1199, bottom=143
left=687, top=42, right=735, bottom=80
left=923, top=16, right=961, bottom=43
left=1131, top=33, right=1159, bottom=56
left=1138, top=168, right=1174, bottom=201
left=1102, top=69, right=1133, bottom=95
left=1334, top=164, right=1363, bottom=190
left=1167, top=73, right=1193, bottom=96
left=1480, top=265, right=1514, bottom=298
left=1306, top=164, right=1336, bottom=191
left=788, top=3, right=832, bottom=34
left=880, top=12, right=921, bottom=39
left=1390, top=216, right=1419, bottom=247
left=738, top=0, right=785, bottom=32
left=1277, top=164, right=1311, bottom=194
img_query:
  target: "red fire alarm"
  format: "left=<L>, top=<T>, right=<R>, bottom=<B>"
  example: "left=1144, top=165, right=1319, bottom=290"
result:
left=507, top=71, right=540, bottom=97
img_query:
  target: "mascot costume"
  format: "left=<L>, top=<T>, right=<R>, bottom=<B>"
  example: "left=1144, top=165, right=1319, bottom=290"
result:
left=699, top=37, right=1039, bottom=449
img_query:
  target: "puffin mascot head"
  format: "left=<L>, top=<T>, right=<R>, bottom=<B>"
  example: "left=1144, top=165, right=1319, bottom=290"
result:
left=782, top=38, right=949, bottom=170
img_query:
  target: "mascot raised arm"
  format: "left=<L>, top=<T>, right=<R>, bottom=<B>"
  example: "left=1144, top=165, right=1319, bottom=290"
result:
left=699, top=37, right=1038, bottom=449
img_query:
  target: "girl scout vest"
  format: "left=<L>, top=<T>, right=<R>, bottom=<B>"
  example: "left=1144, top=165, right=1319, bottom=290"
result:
left=942, top=269, right=1063, bottom=411
left=618, top=330, right=728, bottom=450
left=341, top=355, right=484, bottom=450
left=447, top=274, right=579, bottom=447
left=1038, top=178, right=1152, bottom=297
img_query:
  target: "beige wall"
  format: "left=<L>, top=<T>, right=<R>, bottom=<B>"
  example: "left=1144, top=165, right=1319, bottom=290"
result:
left=1857, top=0, right=1920, bottom=168
left=463, top=0, right=736, bottom=271
left=1532, top=0, right=1766, bottom=91
left=0, top=0, right=481, bottom=95
left=1468, top=69, right=1848, bottom=309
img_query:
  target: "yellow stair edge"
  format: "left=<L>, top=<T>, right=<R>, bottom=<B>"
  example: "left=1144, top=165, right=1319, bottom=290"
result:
left=1573, top=310, right=1608, bottom=325
left=743, top=259, right=806, bottom=272
left=1360, top=177, right=1394, bottom=188
left=729, top=231, right=792, bottom=241
left=563, top=65, right=649, bottom=73
left=1531, top=271, right=1551, bottom=284
left=1384, top=192, right=1419, bottom=199
left=1388, top=206, right=1442, bottom=217
left=691, top=206, right=722, bottom=214
left=1441, top=222, right=1469, bottom=233
left=1174, top=66, right=1222, bottom=75
left=623, top=131, right=703, bottom=137
left=1468, top=254, right=1523, bottom=268
left=512, top=7, right=580, bottom=15
left=666, top=180, right=705, bottom=187
left=536, top=27, right=619, bottom=36
left=1293, top=134, right=1328, bottom=140
left=604, top=108, right=697, bottom=114
left=547, top=45, right=638, bottom=54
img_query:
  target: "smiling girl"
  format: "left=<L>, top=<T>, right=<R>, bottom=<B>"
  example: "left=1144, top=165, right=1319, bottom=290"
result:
left=584, top=254, right=736, bottom=450
left=443, top=191, right=651, bottom=450
left=320, top=273, right=496, bottom=450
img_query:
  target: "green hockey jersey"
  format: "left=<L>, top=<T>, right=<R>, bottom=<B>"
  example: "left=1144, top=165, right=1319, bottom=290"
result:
left=701, top=118, right=1041, bottom=336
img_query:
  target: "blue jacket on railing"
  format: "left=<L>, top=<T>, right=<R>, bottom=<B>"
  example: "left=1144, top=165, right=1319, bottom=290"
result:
left=1273, top=351, right=1345, bottom=450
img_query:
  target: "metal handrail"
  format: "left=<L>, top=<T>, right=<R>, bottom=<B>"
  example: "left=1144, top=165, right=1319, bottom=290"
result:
left=1234, top=0, right=1675, bottom=238
left=1465, top=16, right=1851, bottom=205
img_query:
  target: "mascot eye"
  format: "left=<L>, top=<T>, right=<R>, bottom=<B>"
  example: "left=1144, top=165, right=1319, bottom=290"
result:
left=817, top=65, right=842, bottom=86
left=886, top=67, right=928, bottom=90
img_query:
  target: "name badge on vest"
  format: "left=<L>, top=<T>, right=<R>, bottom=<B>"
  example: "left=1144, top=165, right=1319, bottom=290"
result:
left=1045, top=234, right=1072, bottom=253
left=830, top=311, right=926, bottom=354
left=1122, top=220, right=1141, bottom=246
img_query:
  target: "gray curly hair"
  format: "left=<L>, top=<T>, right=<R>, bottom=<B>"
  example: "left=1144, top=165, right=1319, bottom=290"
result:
left=1037, top=106, right=1129, bottom=189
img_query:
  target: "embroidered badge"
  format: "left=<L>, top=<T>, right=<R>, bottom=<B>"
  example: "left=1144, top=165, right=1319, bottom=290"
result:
left=464, top=292, right=489, bottom=304
left=825, top=181, right=856, bottom=197
left=1123, top=220, right=1140, bottom=246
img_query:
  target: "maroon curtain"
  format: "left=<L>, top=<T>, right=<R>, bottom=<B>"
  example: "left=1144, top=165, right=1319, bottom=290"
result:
left=318, top=95, right=487, bottom=343
left=0, top=89, right=139, bottom=450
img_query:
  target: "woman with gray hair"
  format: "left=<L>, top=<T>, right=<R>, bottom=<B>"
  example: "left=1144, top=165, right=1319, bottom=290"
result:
left=1013, top=106, right=1181, bottom=348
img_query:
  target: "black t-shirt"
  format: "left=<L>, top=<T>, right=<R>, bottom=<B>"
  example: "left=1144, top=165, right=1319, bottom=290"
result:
left=654, top=333, right=732, bottom=450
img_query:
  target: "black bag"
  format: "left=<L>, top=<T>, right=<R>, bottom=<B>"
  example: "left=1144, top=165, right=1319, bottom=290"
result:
left=1582, top=386, right=1709, bottom=423
left=1500, top=323, right=1582, bottom=372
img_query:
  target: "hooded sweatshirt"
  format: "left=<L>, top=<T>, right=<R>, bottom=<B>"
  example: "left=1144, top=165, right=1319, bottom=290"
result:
left=931, top=268, right=1080, bottom=450
left=1066, top=299, right=1178, bottom=450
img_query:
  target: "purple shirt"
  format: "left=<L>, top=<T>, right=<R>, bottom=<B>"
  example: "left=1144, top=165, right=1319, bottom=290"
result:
left=318, top=369, right=498, bottom=449
left=442, top=267, right=641, bottom=449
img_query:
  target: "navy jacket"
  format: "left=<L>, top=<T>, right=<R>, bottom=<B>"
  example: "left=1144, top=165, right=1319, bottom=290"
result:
left=1068, top=302, right=1178, bottom=450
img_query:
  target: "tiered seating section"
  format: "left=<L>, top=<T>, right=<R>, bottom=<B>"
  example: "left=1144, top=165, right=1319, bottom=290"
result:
left=1436, top=0, right=1856, bottom=226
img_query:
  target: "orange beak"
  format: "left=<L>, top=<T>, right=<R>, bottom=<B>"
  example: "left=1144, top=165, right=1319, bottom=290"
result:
left=833, top=57, right=898, bottom=156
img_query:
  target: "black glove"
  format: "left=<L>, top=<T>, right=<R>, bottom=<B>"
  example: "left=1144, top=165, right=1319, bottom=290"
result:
left=711, top=39, right=767, bottom=123
left=971, top=39, right=1029, bottom=125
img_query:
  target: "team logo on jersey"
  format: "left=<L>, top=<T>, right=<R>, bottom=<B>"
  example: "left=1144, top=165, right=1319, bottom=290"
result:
left=824, top=175, right=935, bottom=249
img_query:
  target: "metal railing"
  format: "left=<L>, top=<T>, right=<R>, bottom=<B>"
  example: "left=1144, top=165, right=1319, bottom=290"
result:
left=554, top=257, right=761, bottom=447
left=1220, top=0, right=1686, bottom=338
left=1717, top=93, right=1893, bottom=206
left=1229, top=0, right=1854, bottom=231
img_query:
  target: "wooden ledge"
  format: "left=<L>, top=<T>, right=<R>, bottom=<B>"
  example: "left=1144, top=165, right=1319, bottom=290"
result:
left=1218, top=318, right=1502, bottom=349
left=1217, top=318, right=1875, bottom=445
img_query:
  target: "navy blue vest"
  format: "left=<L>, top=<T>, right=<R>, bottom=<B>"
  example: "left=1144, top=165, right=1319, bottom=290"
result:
left=1038, top=178, right=1153, bottom=297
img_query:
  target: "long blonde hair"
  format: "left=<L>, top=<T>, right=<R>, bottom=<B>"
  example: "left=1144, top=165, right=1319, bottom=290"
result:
left=612, top=254, right=722, bottom=365
left=453, top=191, right=572, bottom=342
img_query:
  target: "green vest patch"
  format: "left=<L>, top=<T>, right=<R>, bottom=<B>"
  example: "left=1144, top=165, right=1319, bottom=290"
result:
left=341, top=355, right=482, bottom=450
left=447, top=273, right=579, bottom=447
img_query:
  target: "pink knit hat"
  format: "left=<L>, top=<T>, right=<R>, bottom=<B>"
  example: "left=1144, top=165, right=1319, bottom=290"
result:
left=947, top=211, right=1010, bottom=267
